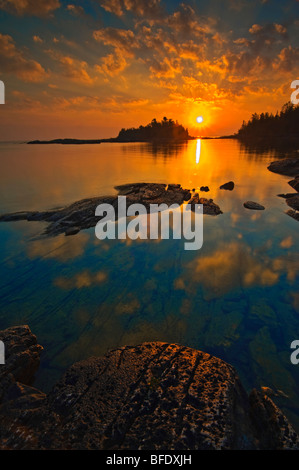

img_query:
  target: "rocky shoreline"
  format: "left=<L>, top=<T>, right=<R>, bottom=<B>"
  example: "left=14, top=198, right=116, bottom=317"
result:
left=0, top=325, right=298, bottom=450
left=268, top=157, right=299, bottom=221
left=0, top=183, right=222, bottom=238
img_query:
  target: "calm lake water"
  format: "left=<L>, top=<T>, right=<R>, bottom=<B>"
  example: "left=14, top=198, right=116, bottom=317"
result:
left=0, top=139, right=298, bottom=430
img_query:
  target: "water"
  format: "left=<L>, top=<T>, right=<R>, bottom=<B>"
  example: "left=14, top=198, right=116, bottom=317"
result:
left=0, top=139, right=298, bottom=430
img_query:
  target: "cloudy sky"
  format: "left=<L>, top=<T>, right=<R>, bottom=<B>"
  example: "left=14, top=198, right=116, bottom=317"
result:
left=0, top=0, right=298, bottom=139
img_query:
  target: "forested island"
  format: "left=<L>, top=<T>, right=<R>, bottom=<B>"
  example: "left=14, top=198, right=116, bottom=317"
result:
left=28, top=117, right=191, bottom=144
left=116, top=117, right=191, bottom=142
left=237, top=102, right=299, bottom=146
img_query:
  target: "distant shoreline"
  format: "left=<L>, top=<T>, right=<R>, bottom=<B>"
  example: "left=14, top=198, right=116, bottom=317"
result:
left=27, top=136, right=232, bottom=144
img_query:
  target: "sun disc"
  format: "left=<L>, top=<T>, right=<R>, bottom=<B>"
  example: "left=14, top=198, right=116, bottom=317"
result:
left=196, top=116, right=203, bottom=124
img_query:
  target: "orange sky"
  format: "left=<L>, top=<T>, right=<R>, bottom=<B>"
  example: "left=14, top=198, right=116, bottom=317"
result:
left=0, top=0, right=298, bottom=139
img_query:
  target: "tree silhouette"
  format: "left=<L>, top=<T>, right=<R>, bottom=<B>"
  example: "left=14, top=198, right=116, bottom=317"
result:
left=117, top=117, right=190, bottom=142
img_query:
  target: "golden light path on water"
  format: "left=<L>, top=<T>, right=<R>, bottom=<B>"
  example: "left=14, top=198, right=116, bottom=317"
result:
left=196, top=138, right=201, bottom=164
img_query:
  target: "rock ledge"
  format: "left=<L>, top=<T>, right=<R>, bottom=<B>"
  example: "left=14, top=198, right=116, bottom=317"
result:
left=0, top=326, right=298, bottom=450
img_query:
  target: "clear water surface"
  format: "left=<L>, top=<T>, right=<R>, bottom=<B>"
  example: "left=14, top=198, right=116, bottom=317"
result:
left=0, top=139, right=298, bottom=430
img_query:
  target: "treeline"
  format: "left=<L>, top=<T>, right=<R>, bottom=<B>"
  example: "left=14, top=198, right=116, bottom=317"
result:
left=117, top=117, right=190, bottom=142
left=237, top=102, right=299, bottom=144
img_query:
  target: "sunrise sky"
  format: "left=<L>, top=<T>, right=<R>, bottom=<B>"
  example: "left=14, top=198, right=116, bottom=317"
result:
left=0, top=0, right=298, bottom=140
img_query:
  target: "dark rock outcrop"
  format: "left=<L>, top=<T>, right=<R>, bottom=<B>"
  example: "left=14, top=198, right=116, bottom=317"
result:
left=200, top=186, right=209, bottom=192
left=268, top=158, right=299, bottom=176
left=243, top=201, right=265, bottom=210
left=0, top=326, right=43, bottom=402
left=286, top=209, right=299, bottom=222
left=286, top=194, right=299, bottom=211
left=277, top=193, right=298, bottom=199
left=189, top=193, right=223, bottom=215
left=288, top=175, right=299, bottom=192
left=0, top=326, right=298, bottom=450
left=0, top=183, right=223, bottom=238
left=220, top=181, right=234, bottom=190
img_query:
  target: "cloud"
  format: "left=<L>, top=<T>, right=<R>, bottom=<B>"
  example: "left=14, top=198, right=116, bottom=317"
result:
left=54, top=270, right=107, bottom=289
left=28, top=232, right=89, bottom=262
left=33, top=35, right=43, bottom=43
left=99, top=0, right=163, bottom=18
left=95, top=51, right=128, bottom=76
left=46, top=49, right=95, bottom=83
left=274, top=45, right=299, bottom=72
left=167, top=3, right=214, bottom=37
left=0, top=33, right=48, bottom=82
left=0, top=0, right=60, bottom=16
left=93, top=28, right=139, bottom=56
left=66, top=4, right=85, bottom=16
left=177, top=242, right=299, bottom=299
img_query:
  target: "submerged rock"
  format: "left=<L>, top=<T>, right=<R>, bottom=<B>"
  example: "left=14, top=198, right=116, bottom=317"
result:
left=220, top=181, right=234, bottom=190
left=0, top=327, right=298, bottom=450
left=268, top=158, right=299, bottom=176
left=243, top=201, right=265, bottom=210
left=0, top=183, right=223, bottom=238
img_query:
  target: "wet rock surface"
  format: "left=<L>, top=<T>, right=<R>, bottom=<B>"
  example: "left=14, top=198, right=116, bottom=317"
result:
left=189, top=193, right=223, bottom=215
left=286, top=194, right=299, bottom=211
left=0, top=326, right=298, bottom=450
left=288, top=175, right=299, bottom=192
left=220, top=181, right=234, bottom=190
left=268, top=158, right=299, bottom=176
left=0, top=326, right=43, bottom=403
left=0, top=183, right=222, bottom=237
left=243, top=201, right=265, bottom=210
left=276, top=177, right=299, bottom=222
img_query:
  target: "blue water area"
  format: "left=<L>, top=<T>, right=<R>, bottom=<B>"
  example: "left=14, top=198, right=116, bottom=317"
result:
left=0, top=139, right=298, bottom=430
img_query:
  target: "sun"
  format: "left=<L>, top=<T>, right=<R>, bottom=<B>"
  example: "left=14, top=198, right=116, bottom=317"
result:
left=196, top=116, right=203, bottom=124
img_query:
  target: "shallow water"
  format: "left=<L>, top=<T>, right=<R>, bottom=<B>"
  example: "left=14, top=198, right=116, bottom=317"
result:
left=0, top=139, right=298, bottom=430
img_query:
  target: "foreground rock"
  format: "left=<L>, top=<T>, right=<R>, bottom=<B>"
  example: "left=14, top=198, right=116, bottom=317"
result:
left=189, top=193, right=223, bottom=215
left=0, top=183, right=222, bottom=237
left=220, top=181, right=234, bottom=190
left=288, top=175, right=299, bottom=192
left=286, top=194, right=299, bottom=211
left=243, top=201, right=265, bottom=210
left=268, top=158, right=299, bottom=176
left=0, top=326, right=298, bottom=450
left=0, top=326, right=43, bottom=402
left=276, top=177, right=299, bottom=221
left=286, top=209, right=299, bottom=222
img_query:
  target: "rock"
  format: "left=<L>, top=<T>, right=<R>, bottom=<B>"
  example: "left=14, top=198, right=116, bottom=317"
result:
left=288, top=175, right=299, bottom=192
left=277, top=193, right=298, bottom=199
left=65, top=226, right=80, bottom=236
left=261, top=386, right=276, bottom=397
left=0, top=325, right=43, bottom=402
left=220, top=181, right=234, bottom=190
left=0, top=183, right=222, bottom=238
left=249, top=389, right=299, bottom=450
left=286, top=209, right=299, bottom=222
left=268, top=158, right=299, bottom=176
left=286, top=194, right=299, bottom=211
left=200, top=186, right=209, bottom=192
left=243, top=201, right=265, bottom=210
left=0, top=333, right=298, bottom=450
left=189, top=193, right=223, bottom=215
